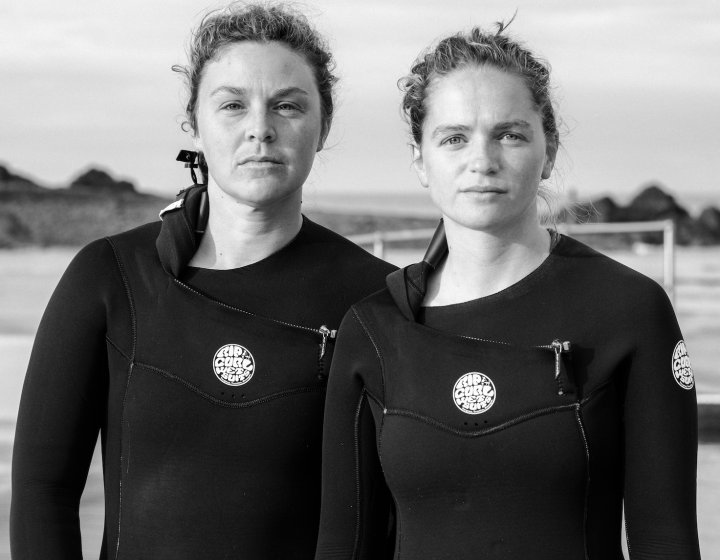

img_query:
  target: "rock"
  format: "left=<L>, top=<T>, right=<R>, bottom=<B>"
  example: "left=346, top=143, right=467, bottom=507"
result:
left=69, top=168, right=136, bottom=194
left=578, top=196, right=621, bottom=223
left=625, top=184, right=689, bottom=222
left=0, top=164, right=42, bottom=191
left=696, top=206, right=720, bottom=244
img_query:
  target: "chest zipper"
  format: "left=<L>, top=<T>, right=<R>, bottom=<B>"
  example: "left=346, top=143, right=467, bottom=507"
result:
left=318, top=325, right=337, bottom=360
left=459, top=335, right=572, bottom=395
left=540, top=339, right=573, bottom=395
left=173, top=279, right=338, bottom=358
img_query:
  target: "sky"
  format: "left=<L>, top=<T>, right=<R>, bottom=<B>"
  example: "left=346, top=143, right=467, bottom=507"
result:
left=1, top=0, right=719, bottom=209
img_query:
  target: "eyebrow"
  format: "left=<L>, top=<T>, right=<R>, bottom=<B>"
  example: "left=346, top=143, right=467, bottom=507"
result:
left=495, top=120, right=533, bottom=131
left=431, top=120, right=534, bottom=139
left=430, top=124, right=472, bottom=139
left=209, top=86, right=311, bottom=99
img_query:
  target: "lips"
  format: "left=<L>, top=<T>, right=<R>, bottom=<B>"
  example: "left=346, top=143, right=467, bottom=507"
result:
left=237, top=155, right=283, bottom=165
left=460, top=186, right=506, bottom=194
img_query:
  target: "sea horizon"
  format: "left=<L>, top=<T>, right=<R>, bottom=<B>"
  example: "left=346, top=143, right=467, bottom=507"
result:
left=301, top=188, right=720, bottom=218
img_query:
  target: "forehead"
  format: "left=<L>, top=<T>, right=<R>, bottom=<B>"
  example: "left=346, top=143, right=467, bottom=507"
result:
left=424, top=65, right=538, bottom=125
left=200, top=40, right=318, bottom=94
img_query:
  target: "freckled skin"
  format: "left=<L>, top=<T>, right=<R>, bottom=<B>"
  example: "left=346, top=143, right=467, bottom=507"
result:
left=193, top=41, right=324, bottom=209
left=413, top=65, right=556, bottom=235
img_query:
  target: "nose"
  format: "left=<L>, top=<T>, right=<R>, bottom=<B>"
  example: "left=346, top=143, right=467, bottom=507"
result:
left=468, top=139, right=499, bottom=175
left=245, top=109, right=276, bottom=143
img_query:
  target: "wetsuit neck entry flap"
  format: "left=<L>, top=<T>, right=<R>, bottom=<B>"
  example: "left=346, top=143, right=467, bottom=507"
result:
left=156, top=184, right=208, bottom=277
left=387, top=219, right=447, bottom=322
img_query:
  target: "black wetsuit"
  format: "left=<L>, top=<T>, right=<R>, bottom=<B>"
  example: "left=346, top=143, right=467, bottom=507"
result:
left=11, top=185, right=397, bottom=559
left=315, top=233, right=700, bottom=559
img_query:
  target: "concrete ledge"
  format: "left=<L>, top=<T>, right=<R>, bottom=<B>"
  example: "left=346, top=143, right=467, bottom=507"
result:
left=698, top=394, right=720, bottom=442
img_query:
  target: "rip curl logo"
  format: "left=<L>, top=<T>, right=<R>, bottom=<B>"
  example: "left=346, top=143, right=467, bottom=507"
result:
left=453, top=372, right=496, bottom=415
left=672, top=340, right=694, bottom=390
left=213, top=344, right=255, bottom=386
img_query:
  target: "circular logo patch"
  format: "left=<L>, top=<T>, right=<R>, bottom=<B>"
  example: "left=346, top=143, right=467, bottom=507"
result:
left=671, top=340, right=694, bottom=390
left=453, top=372, right=496, bottom=415
left=213, top=344, right=255, bottom=386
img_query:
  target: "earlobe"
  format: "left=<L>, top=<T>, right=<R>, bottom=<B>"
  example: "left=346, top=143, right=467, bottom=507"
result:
left=411, top=144, right=429, bottom=189
left=541, top=159, right=554, bottom=180
left=317, top=124, right=330, bottom=152
left=541, top=144, right=558, bottom=180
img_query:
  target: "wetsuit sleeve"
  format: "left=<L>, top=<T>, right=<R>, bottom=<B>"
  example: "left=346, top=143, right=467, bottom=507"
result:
left=11, top=240, right=116, bottom=559
left=315, top=309, right=394, bottom=560
left=622, top=283, right=701, bottom=558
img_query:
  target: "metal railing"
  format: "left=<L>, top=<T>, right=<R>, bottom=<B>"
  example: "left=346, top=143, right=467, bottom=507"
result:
left=349, top=219, right=676, bottom=304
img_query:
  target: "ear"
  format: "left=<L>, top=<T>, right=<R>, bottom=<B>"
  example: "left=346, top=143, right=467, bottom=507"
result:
left=541, top=141, right=558, bottom=180
left=411, top=143, right=429, bottom=188
left=317, top=121, right=330, bottom=152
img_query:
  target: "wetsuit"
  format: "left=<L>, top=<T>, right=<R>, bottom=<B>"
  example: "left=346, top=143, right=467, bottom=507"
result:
left=315, top=233, right=700, bottom=559
left=11, top=185, right=397, bottom=560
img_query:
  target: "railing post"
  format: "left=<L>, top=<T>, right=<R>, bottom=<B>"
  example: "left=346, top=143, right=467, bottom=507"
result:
left=373, top=231, right=385, bottom=259
left=663, top=219, right=676, bottom=306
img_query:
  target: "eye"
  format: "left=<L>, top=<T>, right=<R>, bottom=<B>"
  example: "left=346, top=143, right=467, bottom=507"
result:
left=441, top=135, right=465, bottom=146
left=275, top=102, right=302, bottom=113
left=499, top=132, right=525, bottom=143
left=220, top=102, right=244, bottom=111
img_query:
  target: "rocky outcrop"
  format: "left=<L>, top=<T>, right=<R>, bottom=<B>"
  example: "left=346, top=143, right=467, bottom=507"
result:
left=69, top=168, right=136, bottom=194
left=573, top=183, right=717, bottom=245
left=0, top=164, right=43, bottom=192
left=0, top=162, right=168, bottom=246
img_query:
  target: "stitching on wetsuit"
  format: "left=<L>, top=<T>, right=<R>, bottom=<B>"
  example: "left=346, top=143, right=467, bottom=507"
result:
left=105, top=237, right=137, bottom=360
left=574, top=404, right=591, bottom=560
left=172, top=278, right=323, bottom=338
left=106, top=336, right=130, bottom=360
left=352, top=391, right=368, bottom=559
left=352, top=307, right=387, bottom=404
left=105, top=236, right=138, bottom=560
left=386, top=403, right=578, bottom=437
left=406, top=268, right=424, bottom=298
left=365, top=389, right=385, bottom=410
left=134, top=361, right=325, bottom=407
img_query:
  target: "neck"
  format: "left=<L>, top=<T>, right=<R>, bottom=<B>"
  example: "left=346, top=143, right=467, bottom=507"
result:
left=188, top=183, right=303, bottom=270
left=424, top=216, right=551, bottom=306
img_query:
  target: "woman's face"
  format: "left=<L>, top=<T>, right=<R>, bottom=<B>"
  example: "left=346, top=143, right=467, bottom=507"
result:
left=193, top=41, right=324, bottom=208
left=413, top=64, right=556, bottom=233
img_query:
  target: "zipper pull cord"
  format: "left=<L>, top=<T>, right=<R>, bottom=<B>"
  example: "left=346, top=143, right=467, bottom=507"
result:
left=552, top=339, right=571, bottom=395
left=318, top=325, right=337, bottom=360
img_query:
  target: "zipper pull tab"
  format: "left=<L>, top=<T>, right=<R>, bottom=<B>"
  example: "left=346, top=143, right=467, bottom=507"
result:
left=318, top=325, right=336, bottom=360
left=552, top=339, right=572, bottom=395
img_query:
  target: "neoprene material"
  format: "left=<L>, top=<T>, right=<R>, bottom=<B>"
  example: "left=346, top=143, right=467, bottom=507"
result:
left=315, top=233, right=700, bottom=560
left=11, top=185, right=397, bottom=560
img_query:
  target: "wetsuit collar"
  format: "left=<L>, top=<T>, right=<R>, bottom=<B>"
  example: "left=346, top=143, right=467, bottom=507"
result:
left=156, top=184, right=208, bottom=277
left=386, top=220, right=448, bottom=322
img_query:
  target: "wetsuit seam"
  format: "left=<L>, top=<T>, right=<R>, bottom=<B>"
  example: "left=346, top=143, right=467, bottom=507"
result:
left=135, top=361, right=325, bottom=407
left=364, top=389, right=385, bottom=410
left=385, top=402, right=579, bottom=437
left=574, top=404, right=591, bottom=560
left=104, top=236, right=137, bottom=560
left=172, top=278, right=327, bottom=338
left=351, top=308, right=387, bottom=406
left=105, top=237, right=137, bottom=360
left=352, top=391, right=368, bottom=560
left=105, top=336, right=130, bottom=361
left=406, top=268, right=424, bottom=298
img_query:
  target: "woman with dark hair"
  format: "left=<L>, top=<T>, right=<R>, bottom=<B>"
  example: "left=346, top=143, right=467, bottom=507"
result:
left=315, top=23, right=700, bottom=559
left=10, top=3, right=394, bottom=558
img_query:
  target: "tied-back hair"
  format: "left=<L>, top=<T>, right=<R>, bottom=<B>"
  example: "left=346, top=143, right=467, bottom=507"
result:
left=399, top=19, right=564, bottom=223
left=173, top=1, right=337, bottom=140
left=399, top=19, right=558, bottom=153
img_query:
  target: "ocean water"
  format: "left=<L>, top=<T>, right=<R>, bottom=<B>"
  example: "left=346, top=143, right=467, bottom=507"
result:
left=303, top=189, right=720, bottom=217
